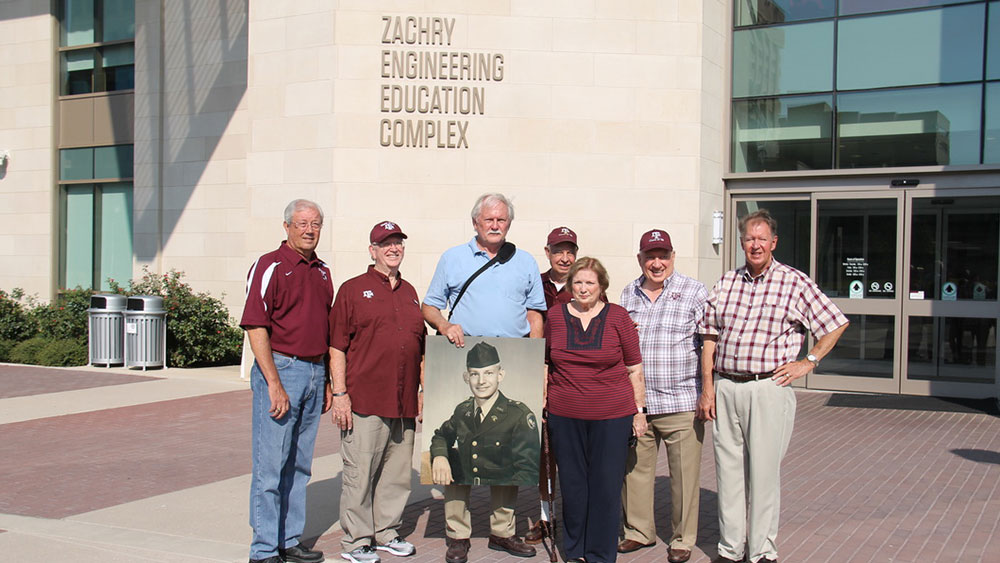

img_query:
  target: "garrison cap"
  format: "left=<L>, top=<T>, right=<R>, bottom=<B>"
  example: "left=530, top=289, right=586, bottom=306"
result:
left=466, top=341, right=501, bottom=369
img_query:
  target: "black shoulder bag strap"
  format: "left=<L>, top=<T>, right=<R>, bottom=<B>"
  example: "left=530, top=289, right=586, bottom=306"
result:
left=447, top=241, right=516, bottom=320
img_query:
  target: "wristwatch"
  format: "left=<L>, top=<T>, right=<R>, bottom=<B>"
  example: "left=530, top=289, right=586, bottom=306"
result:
left=806, top=354, right=819, bottom=368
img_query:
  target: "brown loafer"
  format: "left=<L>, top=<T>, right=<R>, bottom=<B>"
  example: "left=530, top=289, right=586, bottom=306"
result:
left=445, top=538, right=470, bottom=563
left=524, top=520, right=550, bottom=544
left=488, top=535, right=536, bottom=558
left=668, top=547, right=692, bottom=563
left=617, top=539, right=655, bottom=554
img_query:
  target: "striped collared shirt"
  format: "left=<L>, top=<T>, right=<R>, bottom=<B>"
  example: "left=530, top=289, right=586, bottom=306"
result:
left=620, top=271, right=707, bottom=415
left=699, top=260, right=848, bottom=376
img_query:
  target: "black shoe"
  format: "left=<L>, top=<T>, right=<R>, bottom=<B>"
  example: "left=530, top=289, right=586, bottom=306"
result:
left=281, top=543, right=325, bottom=563
left=250, top=557, right=283, bottom=563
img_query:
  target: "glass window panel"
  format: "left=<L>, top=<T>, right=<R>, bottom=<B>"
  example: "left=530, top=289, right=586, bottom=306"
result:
left=94, top=145, right=133, bottom=179
left=837, top=85, right=982, bottom=168
left=910, top=197, right=1000, bottom=301
left=64, top=186, right=94, bottom=289
left=840, top=0, right=971, bottom=16
left=736, top=0, right=835, bottom=26
left=989, top=3, right=1000, bottom=80
left=817, top=199, right=897, bottom=299
left=99, top=183, right=133, bottom=291
left=908, top=317, right=996, bottom=382
left=732, top=95, right=833, bottom=172
left=735, top=200, right=811, bottom=272
left=101, top=44, right=134, bottom=91
left=61, top=0, right=95, bottom=46
left=102, top=0, right=135, bottom=41
left=63, top=49, right=95, bottom=95
left=60, top=148, right=94, bottom=181
left=733, top=22, right=834, bottom=97
left=837, top=5, right=985, bottom=91
left=816, top=314, right=895, bottom=378
left=986, top=83, right=1000, bottom=162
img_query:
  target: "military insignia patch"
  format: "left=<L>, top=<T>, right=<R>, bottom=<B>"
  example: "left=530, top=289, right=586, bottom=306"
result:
left=526, top=413, right=537, bottom=430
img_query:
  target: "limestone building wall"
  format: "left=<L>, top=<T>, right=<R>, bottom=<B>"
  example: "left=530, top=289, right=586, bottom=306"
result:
left=243, top=0, right=727, bottom=315
left=0, top=2, right=56, bottom=296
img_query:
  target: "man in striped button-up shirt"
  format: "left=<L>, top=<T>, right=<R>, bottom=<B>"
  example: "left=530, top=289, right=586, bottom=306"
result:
left=618, top=229, right=708, bottom=563
left=698, top=210, right=848, bottom=563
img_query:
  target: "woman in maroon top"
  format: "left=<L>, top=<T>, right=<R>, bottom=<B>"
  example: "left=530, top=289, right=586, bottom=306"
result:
left=545, top=257, right=647, bottom=563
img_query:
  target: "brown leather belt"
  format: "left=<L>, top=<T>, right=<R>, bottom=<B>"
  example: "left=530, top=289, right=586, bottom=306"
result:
left=273, top=350, right=325, bottom=364
left=716, top=371, right=771, bottom=383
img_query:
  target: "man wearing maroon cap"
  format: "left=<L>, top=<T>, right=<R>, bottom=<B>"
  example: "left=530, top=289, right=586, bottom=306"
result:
left=524, top=226, right=593, bottom=546
left=618, top=229, right=708, bottom=563
left=241, top=199, right=334, bottom=563
left=329, top=220, right=425, bottom=563
left=540, top=226, right=579, bottom=309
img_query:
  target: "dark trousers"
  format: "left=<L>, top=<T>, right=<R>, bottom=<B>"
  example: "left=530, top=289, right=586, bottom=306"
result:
left=548, top=413, right=632, bottom=563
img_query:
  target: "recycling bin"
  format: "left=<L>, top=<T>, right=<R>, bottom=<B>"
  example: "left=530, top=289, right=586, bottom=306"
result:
left=88, top=294, right=127, bottom=367
left=124, top=295, right=167, bottom=370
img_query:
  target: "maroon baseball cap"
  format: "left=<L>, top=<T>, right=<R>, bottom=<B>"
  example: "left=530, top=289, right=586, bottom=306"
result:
left=639, top=229, right=673, bottom=253
left=370, top=220, right=408, bottom=243
left=546, top=226, right=578, bottom=248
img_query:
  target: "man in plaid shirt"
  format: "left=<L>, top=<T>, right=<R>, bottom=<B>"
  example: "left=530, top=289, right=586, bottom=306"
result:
left=698, top=210, right=848, bottom=563
left=618, top=229, right=708, bottom=563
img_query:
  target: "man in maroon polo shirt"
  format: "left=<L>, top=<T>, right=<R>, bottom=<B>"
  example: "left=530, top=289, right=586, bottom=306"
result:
left=524, top=226, right=578, bottom=546
left=329, top=221, right=426, bottom=563
left=241, top=199, right=334, bottom=563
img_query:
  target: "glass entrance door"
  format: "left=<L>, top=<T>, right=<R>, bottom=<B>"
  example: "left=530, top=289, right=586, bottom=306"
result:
left=902, top=192, right=1000, bottom=398
left=731, top=189, right=1000, bottom=398
left=809, top=193, right=903, bottom=393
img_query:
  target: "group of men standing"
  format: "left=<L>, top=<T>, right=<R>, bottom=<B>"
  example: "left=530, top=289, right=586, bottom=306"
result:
left=239, top=195, right=847, bottom=563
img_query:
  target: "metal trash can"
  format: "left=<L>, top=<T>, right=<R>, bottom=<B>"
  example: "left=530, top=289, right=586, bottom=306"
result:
left=88, top=294, right=127, bottom=367
left=124, top=295, right=167, bottom=370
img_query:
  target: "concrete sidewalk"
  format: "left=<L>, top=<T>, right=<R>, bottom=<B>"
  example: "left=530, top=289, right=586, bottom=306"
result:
left=0, top=363, right=998, bottom=562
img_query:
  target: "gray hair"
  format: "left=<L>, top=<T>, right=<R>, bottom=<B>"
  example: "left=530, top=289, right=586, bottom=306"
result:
left=738, top=208, right=777, bottom=238
left=283, top=199, right=324, bottom=224
left=470, top=193, right=514, bottom=222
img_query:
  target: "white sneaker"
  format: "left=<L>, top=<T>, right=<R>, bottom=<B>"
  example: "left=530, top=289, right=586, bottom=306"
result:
left=342, top=546, right=381, bottom=563
left=376, top=537, right=415, bottom=557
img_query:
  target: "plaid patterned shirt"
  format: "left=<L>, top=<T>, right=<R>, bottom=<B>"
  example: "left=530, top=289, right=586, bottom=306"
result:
left=699, top=260, right=848, bottom=375
left=620, top=272, right=707, bottom=415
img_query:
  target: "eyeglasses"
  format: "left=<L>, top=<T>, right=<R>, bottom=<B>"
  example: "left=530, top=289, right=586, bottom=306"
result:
left=290, top=221, right=323, bottom=231
left=373, top=240, right=405, bottom=249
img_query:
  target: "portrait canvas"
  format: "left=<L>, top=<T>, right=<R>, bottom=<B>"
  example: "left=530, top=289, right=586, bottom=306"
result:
left=420, top=335, right=545, bottom=486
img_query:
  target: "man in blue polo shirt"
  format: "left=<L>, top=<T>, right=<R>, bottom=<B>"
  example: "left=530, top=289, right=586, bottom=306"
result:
left=422, top=192, right=546, bottom=563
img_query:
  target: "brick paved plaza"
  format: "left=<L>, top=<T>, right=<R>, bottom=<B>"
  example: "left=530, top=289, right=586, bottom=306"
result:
left=0, top=364, right=997, bottom=562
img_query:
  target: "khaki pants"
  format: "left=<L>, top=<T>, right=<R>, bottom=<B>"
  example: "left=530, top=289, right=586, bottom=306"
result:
left=621, top=411, right=704, bottom=550
left=714, top=377, right=796, bottom=563
left=340, top=414, right=415, bottom=551
left=444, top=484, right=518, bottom=539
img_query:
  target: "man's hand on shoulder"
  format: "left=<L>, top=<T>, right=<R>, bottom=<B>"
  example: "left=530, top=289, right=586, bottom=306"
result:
left=432, top=456, right=454, bottom=485
left=268, top=382, right=290, bottom=419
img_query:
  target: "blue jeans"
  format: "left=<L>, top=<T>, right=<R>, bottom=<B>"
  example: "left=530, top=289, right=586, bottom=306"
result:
left=249, top=353, right=326, bottom=559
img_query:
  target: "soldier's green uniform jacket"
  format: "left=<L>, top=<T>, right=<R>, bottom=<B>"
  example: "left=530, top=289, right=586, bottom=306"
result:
left=430, top=391, right=540, bottom=485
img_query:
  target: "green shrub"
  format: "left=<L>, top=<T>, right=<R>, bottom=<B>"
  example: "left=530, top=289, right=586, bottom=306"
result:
left=0, top=339, right=15, bottom=362
left=0, top=288, right=36, bottom=342
left=31, top=287, right=93, bottom=342
left=38, top=339, right=88, bottom=367
left=109, top=268, right=243, bottom=367
left=9, top=338, right=48, bottom=365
